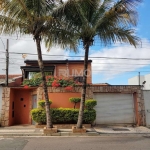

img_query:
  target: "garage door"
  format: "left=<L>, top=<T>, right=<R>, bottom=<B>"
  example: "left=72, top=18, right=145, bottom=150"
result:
left=94, top=93, right=135, bottom=124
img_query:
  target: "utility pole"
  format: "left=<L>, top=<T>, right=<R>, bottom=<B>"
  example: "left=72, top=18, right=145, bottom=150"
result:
left=5, top=39, right=9, bottom=86
left=139, top=72, right=140, bottom=86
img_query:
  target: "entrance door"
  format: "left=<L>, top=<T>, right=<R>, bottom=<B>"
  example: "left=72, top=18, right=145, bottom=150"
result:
left=32, top=95, right=37, bottom=125
left=143, top=91, right=150, bottom=127
left=14, top=90, right=30, bottom=125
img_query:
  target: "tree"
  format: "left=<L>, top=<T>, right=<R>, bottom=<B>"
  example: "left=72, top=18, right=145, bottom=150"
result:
left=53, top=0, right=141, bottom=128
left=0, top=0, right=77, bottom=128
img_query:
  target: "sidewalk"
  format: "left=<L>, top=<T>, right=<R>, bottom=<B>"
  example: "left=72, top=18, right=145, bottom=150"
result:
left=0, top=125, right=150, bottom=137
left=93, top=125, right=150, bottom=134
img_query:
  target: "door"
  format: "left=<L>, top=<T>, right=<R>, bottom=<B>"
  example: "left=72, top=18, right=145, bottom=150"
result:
left=14, top=90, right=30, bottom=125
left=32, top=95, right=37, bottom=125
left=94, top=93, right=135, bottom=125
left=143, top=91, right=150, bottom=127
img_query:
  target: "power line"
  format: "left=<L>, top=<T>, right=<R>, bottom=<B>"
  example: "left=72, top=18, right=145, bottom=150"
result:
left=0, top=37, right=5, bottom=50
left=0, top=50, right=150, bottom=60
left=2, top=51, right=150, bottom=60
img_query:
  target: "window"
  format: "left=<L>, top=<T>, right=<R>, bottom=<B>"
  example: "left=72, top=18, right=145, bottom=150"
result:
left=73, top=76, right=83, bottom=83
left=21, top=66, right=55, bottom=79
left=29, top=72, right=53, bottom=79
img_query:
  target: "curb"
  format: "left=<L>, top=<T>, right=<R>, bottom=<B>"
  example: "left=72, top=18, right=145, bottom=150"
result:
left=0, top=131, right=99, bottom=137
left=0, top=132, right=150, bottom=137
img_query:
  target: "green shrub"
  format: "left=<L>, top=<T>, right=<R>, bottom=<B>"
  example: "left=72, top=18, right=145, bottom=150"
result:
left=85, top=99, right=97, bottom=110
left=23, top=78, right=42, bottom=86
left=38, top=100, right=52, bottom=108
left=69, top=97, right=81, bottom=109
left=31, top=108, right=96, bottom=124
left=31, top=108, right=46, bottom=124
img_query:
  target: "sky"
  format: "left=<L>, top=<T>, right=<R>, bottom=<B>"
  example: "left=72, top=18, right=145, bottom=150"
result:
left=0, top=0, right=150, bottom=85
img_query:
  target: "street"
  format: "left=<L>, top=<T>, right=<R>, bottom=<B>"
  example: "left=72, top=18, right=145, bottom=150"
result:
left=0, top=135, right=150, bottom=150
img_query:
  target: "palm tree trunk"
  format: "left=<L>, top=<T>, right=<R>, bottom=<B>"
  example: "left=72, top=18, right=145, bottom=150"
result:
left=76, top=42, right=90, bottom=128
left=35, top=36, right=53, bottom=128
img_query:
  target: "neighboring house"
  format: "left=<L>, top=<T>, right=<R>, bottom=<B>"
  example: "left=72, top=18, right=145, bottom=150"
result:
left=128, top=74, right=150, bottom=90
left=0, top=85, right=2, bottom=125
left=128, top=74, right=150, bottom=127
left=0, top=60, right=145, bottom=127
left=0, top=74, right=22, bottom=85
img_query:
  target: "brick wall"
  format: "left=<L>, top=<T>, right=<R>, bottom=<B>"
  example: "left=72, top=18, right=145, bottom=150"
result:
left=1, top=85, right=145, bottom=126
left=1, top=88, right=10, bottom=126
left=38, top=85, right=144, bottom=125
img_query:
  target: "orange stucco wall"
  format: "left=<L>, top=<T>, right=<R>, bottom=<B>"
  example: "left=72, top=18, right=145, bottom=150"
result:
left=48, top=93, right=81, bottom=108
left=55, top=63, right=92, bottom=83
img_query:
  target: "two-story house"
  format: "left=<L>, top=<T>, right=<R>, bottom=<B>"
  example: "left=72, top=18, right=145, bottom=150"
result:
left=1, top=59, right=92, bottom=126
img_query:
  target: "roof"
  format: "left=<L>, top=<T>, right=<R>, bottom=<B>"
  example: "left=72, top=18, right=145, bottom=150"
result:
left=0, top=74, right=22, bottom=79
left=92, top=83, right=111, bottom=86
left=20, top=66, right=55, bottom=72
left=0, top=74, right=22, bottom=85
left=24, top=59, right=92, bottom=64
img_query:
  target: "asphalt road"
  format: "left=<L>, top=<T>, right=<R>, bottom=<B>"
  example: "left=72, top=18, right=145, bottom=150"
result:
left=0, top=135, right=150, bottom=150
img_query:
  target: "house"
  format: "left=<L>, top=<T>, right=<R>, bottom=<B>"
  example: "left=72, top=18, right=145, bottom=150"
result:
left=0, top=74, right=22, bottom=85
left=128, top=74, right=150, bottom=127
left=0, top=60, right=145, bottom=127
left=1, top=60, right=92, bottom=126
left=128, top=74, right=150, bottom=90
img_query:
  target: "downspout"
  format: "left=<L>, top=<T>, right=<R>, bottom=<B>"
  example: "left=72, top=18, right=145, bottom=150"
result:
left=54, top=65, right=56, bottom=76
left=66, top=59, right=69, bottom=78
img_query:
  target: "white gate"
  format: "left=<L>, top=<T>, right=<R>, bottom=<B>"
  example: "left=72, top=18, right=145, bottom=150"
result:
left=94, top=93, right=135, bottom=125
left=0, top=86, right=3, bottom=125
left=143, top=91, right=150, bottom=127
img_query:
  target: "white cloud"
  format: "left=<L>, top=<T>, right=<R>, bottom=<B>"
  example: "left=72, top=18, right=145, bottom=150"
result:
left=0, top=37, right=69, bottom=74
left=1, top=36, right=150, bottom=82
left=90, top=39, right=150, bottom=80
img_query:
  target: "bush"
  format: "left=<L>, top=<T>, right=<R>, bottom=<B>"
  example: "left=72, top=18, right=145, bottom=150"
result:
left=23, top=76, right=82, bottom=87
left=31, top=108, right=96, bottom=124
left=69, top=97, right=81, bottom=109
left=23, top=78, right=42, bottom=86
left=31, top=108, right=46, bottom=124
left=85, top=99, right=97, bottom=110
left=38, top=100, right=52, bottom=108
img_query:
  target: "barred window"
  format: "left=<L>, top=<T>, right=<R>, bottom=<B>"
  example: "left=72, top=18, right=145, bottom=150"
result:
left=73, top=76, right=83, bottom=83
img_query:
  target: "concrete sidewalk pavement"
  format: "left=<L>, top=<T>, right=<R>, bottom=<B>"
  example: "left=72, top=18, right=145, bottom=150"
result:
left=93, top=126, right=150, bottom=134
left=0, top=125, right=150, bottom=137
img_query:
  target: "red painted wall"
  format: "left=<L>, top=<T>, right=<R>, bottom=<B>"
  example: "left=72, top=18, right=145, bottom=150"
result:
left=48, top=93, right=81, bottom=108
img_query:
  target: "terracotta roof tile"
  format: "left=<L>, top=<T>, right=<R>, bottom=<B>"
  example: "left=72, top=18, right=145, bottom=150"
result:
left=0, top=74, right=22, bottom=79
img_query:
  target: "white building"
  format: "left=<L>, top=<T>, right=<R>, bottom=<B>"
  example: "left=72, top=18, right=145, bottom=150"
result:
left=128, top=74, right=150, bottom=90
left=0, top=85, right=2, bottom=125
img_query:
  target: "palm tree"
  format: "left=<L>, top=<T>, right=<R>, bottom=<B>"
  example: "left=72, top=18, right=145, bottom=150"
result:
left=53, top=0, right=141, bottom=128
left=0, top=0, right=77, bottom=128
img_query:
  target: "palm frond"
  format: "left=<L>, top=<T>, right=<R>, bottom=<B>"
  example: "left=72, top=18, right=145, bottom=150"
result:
left=98, top=27, right=140, bottom=47
left=0, top=15, right=28, bottom=35
left=43, top=26, right=79, bottom=52
left=94, top=0, right=141, bottom=31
